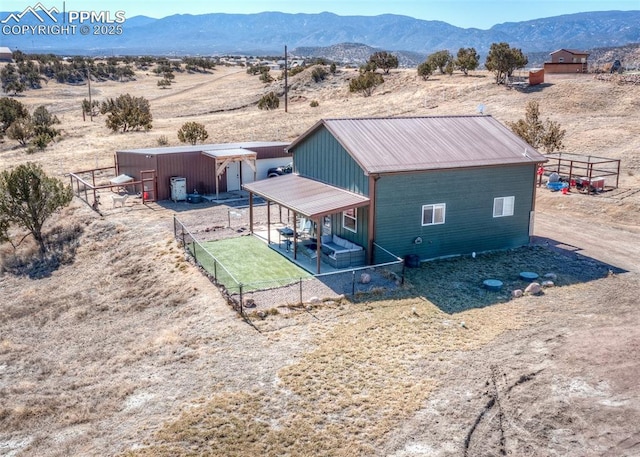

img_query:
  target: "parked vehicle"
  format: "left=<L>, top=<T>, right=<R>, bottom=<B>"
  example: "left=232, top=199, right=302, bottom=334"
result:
left=267, top=162, right=292, bottom=177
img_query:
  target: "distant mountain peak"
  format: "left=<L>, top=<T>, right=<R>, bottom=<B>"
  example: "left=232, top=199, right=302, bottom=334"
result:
left=1, top=10, right=638, bottom=57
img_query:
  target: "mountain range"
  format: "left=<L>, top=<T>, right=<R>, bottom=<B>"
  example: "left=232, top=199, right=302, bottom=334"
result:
left=1, top=9, right=639, bottom=60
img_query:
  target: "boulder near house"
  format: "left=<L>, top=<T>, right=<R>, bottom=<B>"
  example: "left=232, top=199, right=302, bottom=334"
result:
left=244, top=116, right=547, bottom=273
left=543, top=49, right=589, bottom=74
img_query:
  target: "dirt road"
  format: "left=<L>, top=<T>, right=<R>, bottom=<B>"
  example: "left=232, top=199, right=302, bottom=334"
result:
left=533, top=198, right=640, bottom=274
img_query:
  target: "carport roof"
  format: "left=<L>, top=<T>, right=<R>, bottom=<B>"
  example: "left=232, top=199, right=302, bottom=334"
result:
left=201, top=148, right=256, bottom=159
left=243, top=174, right=370, bottom=218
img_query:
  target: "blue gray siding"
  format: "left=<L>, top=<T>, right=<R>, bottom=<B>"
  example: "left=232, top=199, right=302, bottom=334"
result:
left=373, top=165, right=536, bottom=260
left=292, top=127, right=369, bottom=196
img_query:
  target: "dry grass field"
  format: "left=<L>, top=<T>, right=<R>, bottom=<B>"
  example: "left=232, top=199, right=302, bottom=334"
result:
left=1, top=64, right=640, bottom=456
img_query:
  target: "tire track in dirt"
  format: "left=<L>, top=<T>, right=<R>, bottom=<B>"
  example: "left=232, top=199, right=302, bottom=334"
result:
left=149, top=68, right=245, bottom=103
left=148, top=69, right=260, bottom=116
left=463, top=368, right=542, bottom=457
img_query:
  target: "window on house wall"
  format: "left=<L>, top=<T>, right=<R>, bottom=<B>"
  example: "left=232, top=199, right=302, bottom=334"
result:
left=493, top=196, right=515, bottom=217
left=421, top=203, right=446, bottom=226
left=343, top=208, right=357, bottom=233
left=558, top=57, right=564, bottom=62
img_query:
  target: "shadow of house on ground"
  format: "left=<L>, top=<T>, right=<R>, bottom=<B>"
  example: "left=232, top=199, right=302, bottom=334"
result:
left=401, top=244, right=626, bottom=314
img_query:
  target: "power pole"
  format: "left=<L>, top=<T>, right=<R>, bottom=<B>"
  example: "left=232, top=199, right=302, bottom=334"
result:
left=284, top=45, right=288, bottom=113
left=87, top=65, right=93, bottom=122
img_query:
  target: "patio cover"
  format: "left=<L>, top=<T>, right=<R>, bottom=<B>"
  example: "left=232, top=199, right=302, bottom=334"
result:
left=243, top=173, right=370, bottom=218
left=202, top=148, right=257, bottom=199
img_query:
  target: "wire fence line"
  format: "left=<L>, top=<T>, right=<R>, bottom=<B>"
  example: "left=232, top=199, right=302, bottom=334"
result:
left=173, top=216, right=406, bottom=316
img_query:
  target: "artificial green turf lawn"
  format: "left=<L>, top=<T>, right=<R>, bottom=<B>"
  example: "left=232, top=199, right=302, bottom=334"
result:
left=195, top=235, right=311, bottom=291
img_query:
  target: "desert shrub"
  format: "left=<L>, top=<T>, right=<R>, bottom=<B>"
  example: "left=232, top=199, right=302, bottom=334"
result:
left=0, top=97, right=29, bottom=138
left=310, top=100, right=319, bottom=107
left=289, top=66, right=305, bottom=76
left=311, top=67, right=328, bottom=82
left=177, top=122, right=209, bottom=145
left=157, top=134, right=169, bottom=146
left=258, top=92, right=279, bottom=110
left=417, top=61, right=434, bottom=80
left=259, top=68, right=273, bottom=83
left=349, top=71, right=384, bottom=97
left=0, top=163, right=73, bottom=254
left=368, top=51, right=398, bottom=74
left=100, top=93, right=152, bottom=132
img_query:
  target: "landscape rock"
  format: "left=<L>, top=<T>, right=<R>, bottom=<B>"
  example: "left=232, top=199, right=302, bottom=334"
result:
left=524, top=282, right=543, bottom=295
left=243, top=298, right=256, bottom=308
left=309, top=296, right=322, bottom=304
left=512, top=289, right=523, bottom=298
left=360, top=273, right=371, bottom=284
left=542, top=280, right=555, bottom=288
left=544, top=273, right=558, bottom=281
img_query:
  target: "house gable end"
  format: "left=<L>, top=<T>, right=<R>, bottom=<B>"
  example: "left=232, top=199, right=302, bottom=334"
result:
left=290, top=125, right=369, bottom=196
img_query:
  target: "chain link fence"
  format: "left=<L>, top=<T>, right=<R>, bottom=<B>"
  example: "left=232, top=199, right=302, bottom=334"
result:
left=174, top=216, right=405, bottom=316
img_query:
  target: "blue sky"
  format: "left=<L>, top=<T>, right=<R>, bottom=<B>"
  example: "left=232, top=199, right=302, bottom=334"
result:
left=2, top=0, right=639, bottom=29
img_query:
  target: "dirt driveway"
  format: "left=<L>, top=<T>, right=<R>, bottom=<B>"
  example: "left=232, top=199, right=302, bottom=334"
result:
left=534, top=207, right=640, bottom=273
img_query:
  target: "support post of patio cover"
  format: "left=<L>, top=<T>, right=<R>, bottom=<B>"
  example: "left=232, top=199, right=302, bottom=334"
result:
left=315, top=217, right=321, bottom=274
left=249, top=193, right=254, bottom=234
left=266, top=201, right=271, bottom=244
left=293, top=211, right=298, bottom=260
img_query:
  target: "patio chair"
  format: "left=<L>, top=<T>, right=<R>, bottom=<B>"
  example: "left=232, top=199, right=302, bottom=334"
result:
left=298, top=217, right=312, bottom=239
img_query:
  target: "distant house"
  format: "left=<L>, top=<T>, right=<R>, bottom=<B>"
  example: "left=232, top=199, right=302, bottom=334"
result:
left=544, top=49, right=589, bottom=73
left=115, top=142, right=289, bottom=200
left=0, top=46, right=13, bottom=62
left=244, top=116, right=547, bottom=273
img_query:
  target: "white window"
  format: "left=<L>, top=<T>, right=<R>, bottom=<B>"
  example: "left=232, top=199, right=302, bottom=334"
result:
left=422, top=203, right=446, bottom=226
left=493, top=196, right=515, bottom=217
left=343, top=208, right=357, bottom=233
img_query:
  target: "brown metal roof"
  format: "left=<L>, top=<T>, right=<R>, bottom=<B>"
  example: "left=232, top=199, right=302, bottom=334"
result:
left=243, top=174, right=370, bottom=218
left=550, top=48, right=590, bottom=56
left=288, top=116, right=547, bottom=175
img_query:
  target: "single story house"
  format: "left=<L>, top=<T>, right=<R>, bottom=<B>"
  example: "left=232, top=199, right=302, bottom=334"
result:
left=544, top=49, right=589, bottom=73
left=243, top=116, right=547, bottom=273
left=116, top=141, right=289, bottom=200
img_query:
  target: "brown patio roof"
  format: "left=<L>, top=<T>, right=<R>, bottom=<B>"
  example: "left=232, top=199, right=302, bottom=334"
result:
left=243, top=174, right=370, bottom=218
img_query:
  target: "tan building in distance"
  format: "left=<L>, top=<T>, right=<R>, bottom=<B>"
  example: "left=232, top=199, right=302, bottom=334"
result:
left=544, top=49, right=589, bottom=73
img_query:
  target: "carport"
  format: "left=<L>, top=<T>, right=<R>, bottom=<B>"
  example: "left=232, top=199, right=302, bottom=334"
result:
left=201, top=148, right=257, bottom=200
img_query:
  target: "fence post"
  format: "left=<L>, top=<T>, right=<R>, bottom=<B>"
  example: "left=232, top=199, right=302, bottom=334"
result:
left=239, top=283, right=243, bottom=314
left=173, top=215, right=177, bottom=238
left=214, top=259, right=217, bottom=282
left=352, top=270, right=356, bottom=296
